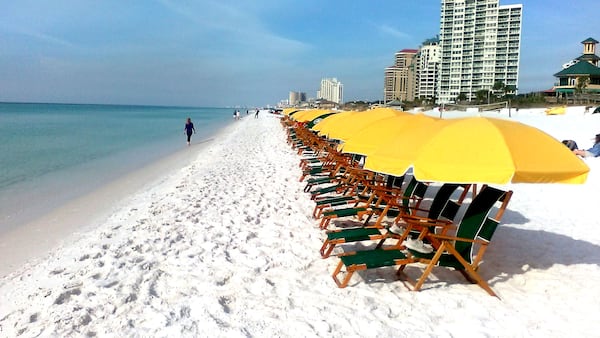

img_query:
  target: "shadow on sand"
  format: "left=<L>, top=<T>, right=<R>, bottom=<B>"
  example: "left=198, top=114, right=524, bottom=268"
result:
left=343, top=208, right=600, bottom=290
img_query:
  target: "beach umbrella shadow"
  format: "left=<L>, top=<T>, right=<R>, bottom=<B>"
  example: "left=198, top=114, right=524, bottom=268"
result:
left=483, top=226, right=600, bottom=286
left=499, top=208, right=530, bottom=225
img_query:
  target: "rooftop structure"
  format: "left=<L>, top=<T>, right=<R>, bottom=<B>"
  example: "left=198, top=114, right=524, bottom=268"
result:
left=553, top=37, right=600, bottom=95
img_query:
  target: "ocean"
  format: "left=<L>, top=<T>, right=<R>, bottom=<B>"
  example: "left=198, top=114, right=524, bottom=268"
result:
left=0, top=102, right=235, bottom=232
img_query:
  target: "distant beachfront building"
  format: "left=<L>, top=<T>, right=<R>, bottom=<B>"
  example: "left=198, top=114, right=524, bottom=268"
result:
left=317, top=78, right=343, bottom=104
left=384, top=49, right=419, bottom=103
left=437, top=0, right=522, bottom=103
left=289, top=91, right=307, bottom=106
left=416, top=38, right=441, bottom=101
left=553, top=38, right=600, bottom=97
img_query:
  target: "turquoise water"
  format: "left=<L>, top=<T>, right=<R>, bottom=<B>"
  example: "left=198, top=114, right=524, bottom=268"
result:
left=0, top=102, right=234, bottom=231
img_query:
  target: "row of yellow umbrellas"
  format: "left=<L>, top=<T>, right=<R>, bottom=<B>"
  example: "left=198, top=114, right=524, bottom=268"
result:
left=286, top=107, right=589, bottom=184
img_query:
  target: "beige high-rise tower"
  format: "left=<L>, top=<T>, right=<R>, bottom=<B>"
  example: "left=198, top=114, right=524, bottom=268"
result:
left=384, top=49, right=419, bottom=103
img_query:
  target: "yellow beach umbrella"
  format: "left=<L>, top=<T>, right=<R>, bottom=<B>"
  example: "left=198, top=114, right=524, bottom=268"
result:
left=364, top=118, right=452, bottom=177
left=292, top=109, right=333, bottom=122
left=317, top=108, right=410, bottom=141
left=545, top=106, right=566, bottom=115
left=283, top=108, right=301, bottom=116
left=311, top=111, right=357, bottom=132
left=340, top=113, right=438, bottom=156
left=367, top=117, right=589, bottom=184
left=306, top=111, right=338, bottom=128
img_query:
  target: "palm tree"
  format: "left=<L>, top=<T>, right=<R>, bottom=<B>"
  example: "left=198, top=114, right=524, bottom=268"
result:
left=575, top=76, right=590, bottom=104
left=575, top=76, right=590, bottom=94
left=475, top=90, right=488, bottom=104
left=492, top=81, right=506, bottom=101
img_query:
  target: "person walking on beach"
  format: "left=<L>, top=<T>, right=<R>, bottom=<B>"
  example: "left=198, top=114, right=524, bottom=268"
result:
left=184, top=117, right=196, bottom=146
left=255, top=109, right=260, bottom=119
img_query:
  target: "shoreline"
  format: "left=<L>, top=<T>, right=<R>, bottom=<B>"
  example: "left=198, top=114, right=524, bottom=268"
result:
left=0, top=123, right=233, bottom=278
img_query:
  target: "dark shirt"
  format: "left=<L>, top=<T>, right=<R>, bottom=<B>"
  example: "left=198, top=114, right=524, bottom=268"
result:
left=185, top=122, right=195, bottom=134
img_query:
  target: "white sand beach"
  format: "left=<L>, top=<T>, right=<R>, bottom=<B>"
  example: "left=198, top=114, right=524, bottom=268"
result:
left=1, top=109, right=600, bottom=337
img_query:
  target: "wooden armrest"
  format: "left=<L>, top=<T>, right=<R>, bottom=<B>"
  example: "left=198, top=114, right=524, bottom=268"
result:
left=427, top=233, right=489, bottom=245
left=401, top=215, right=453, bottom=227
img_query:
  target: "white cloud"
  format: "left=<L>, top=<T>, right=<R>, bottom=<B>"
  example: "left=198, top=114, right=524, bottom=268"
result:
left=376, top=24, right=411, bottom=40
left=0, top=22, right=76, bottom=49
left=155, top=0, right=310, bottom=55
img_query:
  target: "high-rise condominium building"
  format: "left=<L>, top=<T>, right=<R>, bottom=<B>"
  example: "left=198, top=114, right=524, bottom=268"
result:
left=384, top=49, right=419, bottom=103
left=317, top=78, right=343, bottom=104
left=438, top=0, right=522, bottom=103
left=289, top=91, right=306, bottom=106
left=416, top=38, right=441, bottom=100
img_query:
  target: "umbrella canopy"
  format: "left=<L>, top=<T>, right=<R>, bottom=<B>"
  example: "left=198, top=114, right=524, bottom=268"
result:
left=291, top=109, right=333, bottom=122
left=283, top=108, right=301, bottom=116
left=316, top=108, right=409, bottom=141
left=364, top=119, right=451, bottom=177
left=311, top=111, right=357, bottom=132
left=340, top=113, right=438, bottom=156
left=545, top=106, right=566, bottom=115
left=306, top=112, right=338, bottom=128
left=365, top=117, right=589, bottom=184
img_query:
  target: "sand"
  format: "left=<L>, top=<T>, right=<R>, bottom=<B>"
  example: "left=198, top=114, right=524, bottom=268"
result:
left=0, top=109, right=599, bottom=337
left=0, top=136, right=217, bottom=277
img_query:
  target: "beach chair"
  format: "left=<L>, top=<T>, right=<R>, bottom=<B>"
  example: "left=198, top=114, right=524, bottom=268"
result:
left=311, top=169, right=382, bottom=219
left=331, top=185, right=512, bottom=297
left=300, top=151, right=352, bottom=182
left=317, top=177, right=422, bottom=230
left=319, top=183, right=468, bottom=258
left=318, top=177, right=425, bottom=256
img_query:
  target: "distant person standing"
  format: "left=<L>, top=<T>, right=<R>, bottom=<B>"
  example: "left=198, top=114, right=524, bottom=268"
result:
left=255, top=109, right=259, bottom=118
left=184, top=117, right=196, bottom=146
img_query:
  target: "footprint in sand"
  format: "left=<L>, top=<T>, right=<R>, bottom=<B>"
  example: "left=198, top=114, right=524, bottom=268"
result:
left=54, top=288, right=82, bottom=305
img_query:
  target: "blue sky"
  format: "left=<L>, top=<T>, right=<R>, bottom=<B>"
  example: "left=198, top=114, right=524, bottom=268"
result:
left=0, top=0, right=598, bottom=107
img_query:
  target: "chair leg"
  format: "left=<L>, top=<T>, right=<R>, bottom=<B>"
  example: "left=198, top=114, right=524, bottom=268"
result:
left=319, top=217, right=332, bottom=230
left=413, top=244, right=447, bottom=292
left=319, top=240, right=336, bottom=258
left=444, top=245, right=499, bottom=298
left=332, top=260, right=354, bottom=288
left=312, top=205, right=319, bottom=219
left=458, top=269, right=477, bottom=284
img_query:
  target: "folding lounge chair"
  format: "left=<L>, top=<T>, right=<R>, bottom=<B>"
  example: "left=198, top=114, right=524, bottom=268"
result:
left=319, top=183, right=468, bottom=258
left=332, top=185, right=512, bottom=297
left=317, top=176, right=424, bottom=231
left=299, top=152, right=351, bottom=182
left=303, top=158, right=355, bottom=193
left=309, top=167, right=373, bottom=199
left=311, top=169, right=382, bottom=219
left=317, top=178, right=423, bottom=255
left=307, top=166, right=356, bottom=199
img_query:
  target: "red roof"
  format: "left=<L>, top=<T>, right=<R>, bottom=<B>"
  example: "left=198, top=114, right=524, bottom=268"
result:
left=399, top=49, right=419, bottom=54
